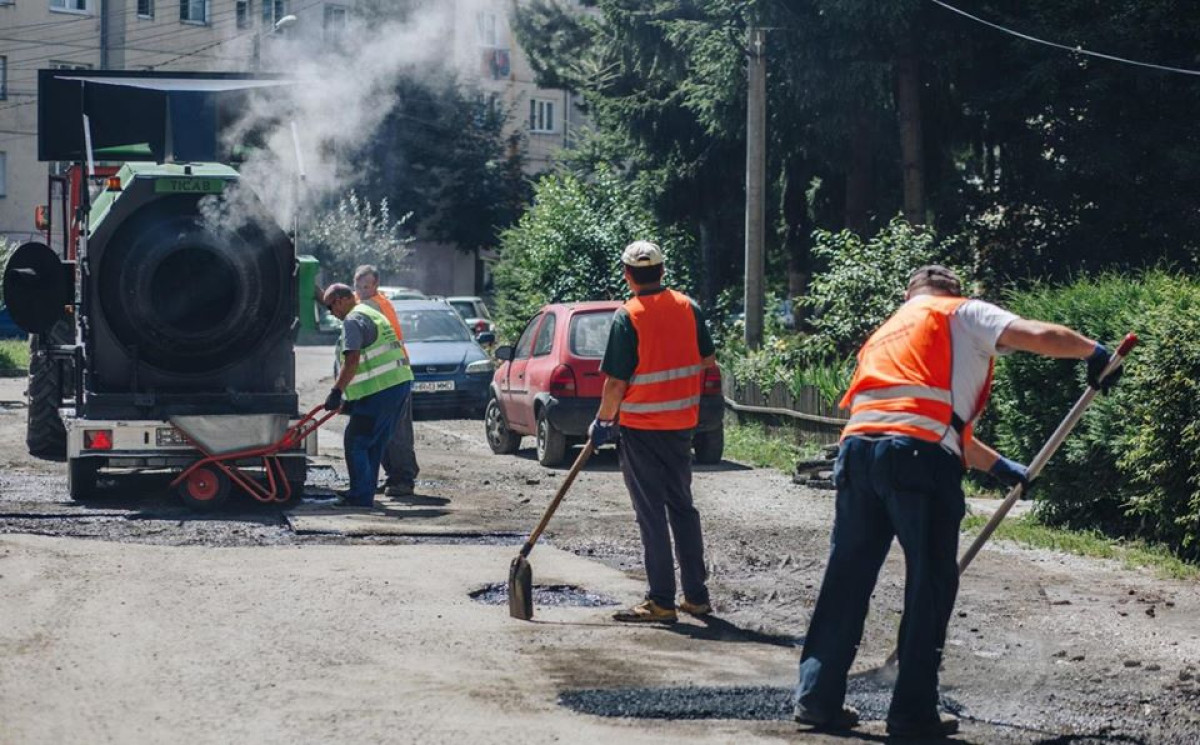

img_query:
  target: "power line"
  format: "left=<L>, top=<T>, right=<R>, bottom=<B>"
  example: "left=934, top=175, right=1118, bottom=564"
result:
left=929, top=0, right=1200, bottom=77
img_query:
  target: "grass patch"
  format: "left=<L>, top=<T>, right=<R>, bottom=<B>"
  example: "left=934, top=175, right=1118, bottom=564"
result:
left=724, top=419, right=825, bottom=472
left=0, top=339, right=29, bottom=372
left=962, top=513, right=1199, bottom=580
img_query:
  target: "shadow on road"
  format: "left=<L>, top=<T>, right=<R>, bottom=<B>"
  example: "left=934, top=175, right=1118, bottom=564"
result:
left=667, top=613, right=803, bottom=648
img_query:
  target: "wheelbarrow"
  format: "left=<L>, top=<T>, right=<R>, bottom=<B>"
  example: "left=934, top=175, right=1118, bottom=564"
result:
left=169, top=404, right=337, bottom=510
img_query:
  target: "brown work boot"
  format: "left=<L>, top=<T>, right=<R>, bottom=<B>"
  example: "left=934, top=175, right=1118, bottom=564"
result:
left=794, top=703, right=860, bottom=731
left=678, top=598, right=712, bottom=616
left=886, top=713, right=959, bottom=739
left=612, top=600, right=677, bottom=624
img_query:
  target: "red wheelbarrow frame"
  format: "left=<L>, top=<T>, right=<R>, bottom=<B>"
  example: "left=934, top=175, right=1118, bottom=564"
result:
left=170, top=404, right=338, bottom=505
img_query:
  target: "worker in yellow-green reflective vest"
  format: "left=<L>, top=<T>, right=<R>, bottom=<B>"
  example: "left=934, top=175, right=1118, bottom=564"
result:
left=322, top=283, right=414, bottom=508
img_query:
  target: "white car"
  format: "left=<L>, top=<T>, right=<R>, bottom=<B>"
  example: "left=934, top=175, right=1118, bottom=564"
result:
left=380, top=286, right=427, bottom=301
left=446, top=296, right=495, bottom=338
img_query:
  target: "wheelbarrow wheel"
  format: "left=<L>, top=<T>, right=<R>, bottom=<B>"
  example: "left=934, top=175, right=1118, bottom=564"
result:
left=176, top=465, right=231, bottom=511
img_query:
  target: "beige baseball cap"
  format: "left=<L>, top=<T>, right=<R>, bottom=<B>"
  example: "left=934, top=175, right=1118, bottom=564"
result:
left=621, top=240, right=664, bottom=267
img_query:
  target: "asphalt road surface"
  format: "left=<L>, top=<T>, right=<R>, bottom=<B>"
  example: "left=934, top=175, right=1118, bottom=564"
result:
left=0, top=346, right=1197, bottom=743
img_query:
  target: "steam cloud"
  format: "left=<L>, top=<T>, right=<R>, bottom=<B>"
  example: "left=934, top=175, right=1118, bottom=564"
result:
left=210, top=1, right=495, bottom=237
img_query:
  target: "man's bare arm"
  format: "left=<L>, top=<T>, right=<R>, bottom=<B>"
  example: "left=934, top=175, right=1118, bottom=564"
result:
left=998, top=319, right=1096, bottom=358
left=334, top=350, right=360, bottom=392
left=596, top=376, right=629, bottom=421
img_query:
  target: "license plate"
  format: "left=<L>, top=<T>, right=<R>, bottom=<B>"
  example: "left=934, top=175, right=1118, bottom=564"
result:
left=154, top=177, right=225, bottom=194
left=155, top=426, right=188, bottom=446
left=413, top=380, right=455, bottom=393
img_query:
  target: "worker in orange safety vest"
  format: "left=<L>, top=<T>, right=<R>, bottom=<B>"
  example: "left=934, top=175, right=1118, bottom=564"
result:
left=590, top=241, right=718, bottom=625
left=793, top=265, right=1123, bottom=739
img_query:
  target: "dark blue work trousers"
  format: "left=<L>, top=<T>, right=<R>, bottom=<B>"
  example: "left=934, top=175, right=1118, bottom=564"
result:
left=343, top=382, right=410, bottom=505
left=618, top=426, right=710, bottom=609
left=796, top=435, right=965, bottom=728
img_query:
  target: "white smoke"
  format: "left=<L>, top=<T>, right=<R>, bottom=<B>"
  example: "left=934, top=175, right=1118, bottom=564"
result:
left=218, top=1, right=498, bottom=234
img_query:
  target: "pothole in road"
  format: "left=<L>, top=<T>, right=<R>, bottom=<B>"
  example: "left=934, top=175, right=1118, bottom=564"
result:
left=469, top=582, right=619, bottom=608
left=558, top=679, right=964, bottom=721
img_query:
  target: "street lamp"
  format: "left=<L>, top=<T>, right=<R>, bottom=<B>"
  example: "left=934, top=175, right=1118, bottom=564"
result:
left=252, top=14, right=299, bottom=70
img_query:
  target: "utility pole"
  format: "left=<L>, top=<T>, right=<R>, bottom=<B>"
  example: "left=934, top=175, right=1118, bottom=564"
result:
left=744, top=25, right=767, bottom=350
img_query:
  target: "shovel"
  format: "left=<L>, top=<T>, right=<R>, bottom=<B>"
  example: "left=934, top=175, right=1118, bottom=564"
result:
left=878, top=332, right=1139, bottom=667
left=508, top=440, right=596, bottom=620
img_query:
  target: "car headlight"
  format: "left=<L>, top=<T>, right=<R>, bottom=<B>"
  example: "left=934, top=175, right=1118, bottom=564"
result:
left=465, top=359, right=494, bottom=375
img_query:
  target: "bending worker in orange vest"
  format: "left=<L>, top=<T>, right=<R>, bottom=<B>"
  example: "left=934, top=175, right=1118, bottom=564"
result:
left=590, top=241, right=718, bottom=624
left=793, top=265, right=1123, bottom=738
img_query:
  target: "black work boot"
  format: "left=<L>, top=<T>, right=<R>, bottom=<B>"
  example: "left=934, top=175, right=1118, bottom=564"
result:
left=886, top=712, right=960, bottom=739
left=794, top=703, right=860, bottom=731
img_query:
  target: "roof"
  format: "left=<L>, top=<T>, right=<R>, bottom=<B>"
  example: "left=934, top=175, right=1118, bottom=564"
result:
left=546, top=300, right=623, bottom=313
left=389, top=299, right=458, bottom=311
left=38, top=69, right=293, bottom=163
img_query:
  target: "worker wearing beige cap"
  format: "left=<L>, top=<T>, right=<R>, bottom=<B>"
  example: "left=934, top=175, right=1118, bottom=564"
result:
left=591, top=240, right=718, bottom=624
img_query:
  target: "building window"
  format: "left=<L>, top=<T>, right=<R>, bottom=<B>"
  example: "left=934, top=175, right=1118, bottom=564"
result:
left=0, top=152, right=7, bottom=198
left=529, top=99, right=555, bottom=133
left=324, top=4, right=347, bottom=40
left=137, top=0, right=153, bottom=18
left=263, top=0, right=286, bottom=26
left=50, top=60, right=93, bottom=70
left=179, top=0, right=207, bottom=24
left=50, top=0, right=90, bottom=12
left=0, top=57, right=6, bottom=102
left=476, top=11, right=498, bottom=47
left=236, top=0, right=251, bottom=29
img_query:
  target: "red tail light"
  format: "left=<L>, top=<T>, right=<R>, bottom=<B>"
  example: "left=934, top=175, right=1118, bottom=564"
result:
left=549, top=364, right=577, bottom=397
left=474, top=320, right=489, bottom=333
left=702, top=366, right=722, bottom=396
left=84, top=429, right=113, bottom=450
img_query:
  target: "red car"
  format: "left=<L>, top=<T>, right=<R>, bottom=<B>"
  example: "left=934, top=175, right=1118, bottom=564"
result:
left=484, top=301, right=725, bottom=466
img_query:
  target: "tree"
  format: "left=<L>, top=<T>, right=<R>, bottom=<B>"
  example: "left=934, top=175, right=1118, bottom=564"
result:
left=357, top=74, right=531, bottom=256
left=493, top=167, right=693, bottom=339
left=304, top=191, right=413, bottom=282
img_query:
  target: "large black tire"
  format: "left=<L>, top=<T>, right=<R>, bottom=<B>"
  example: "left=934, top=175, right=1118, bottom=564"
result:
left=485, top=397, right=521, bottom=455
left=536, top=409, right=567, bottom=467
left=693, top=428, right=725, bottom=465
left=68, top=458, right=101, bottom=501
left=25, top=322, right=73, bottom=461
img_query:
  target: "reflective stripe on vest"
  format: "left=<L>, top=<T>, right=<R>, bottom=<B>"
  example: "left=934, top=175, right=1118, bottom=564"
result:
left=619, top=289, right=703, bottom=430
left=839, top=295, right=992, bottom=455
left=343, top=304, right=414, bottom=401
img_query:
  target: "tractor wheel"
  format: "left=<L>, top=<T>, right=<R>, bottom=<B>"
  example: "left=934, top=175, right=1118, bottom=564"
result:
left=176, top=465, right=231, bottom=511
left=693, top=428, right=725, bottom=465
left=25, top=321, right=73, bottom=461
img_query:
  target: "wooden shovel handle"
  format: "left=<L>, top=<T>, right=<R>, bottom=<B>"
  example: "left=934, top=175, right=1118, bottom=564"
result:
left=519, top=440, right=596, bottom=558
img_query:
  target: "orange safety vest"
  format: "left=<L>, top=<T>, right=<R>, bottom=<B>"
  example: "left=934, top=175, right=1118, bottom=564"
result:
left=361, top=293, right=410, bottom=362
left=619, top=289, right=704, bottom=430
left=840, top=295, right=993, bottom=454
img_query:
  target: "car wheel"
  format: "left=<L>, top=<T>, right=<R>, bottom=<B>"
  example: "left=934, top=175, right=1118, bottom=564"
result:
left=485, top=397, right=521, bottom=455
left=536, top=409, right=567, bottom=466
left=693, top=428, right=725, bottom=465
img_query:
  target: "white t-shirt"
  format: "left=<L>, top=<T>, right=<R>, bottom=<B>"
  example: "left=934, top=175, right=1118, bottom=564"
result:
left=930, top=297, right=1020, bottom=455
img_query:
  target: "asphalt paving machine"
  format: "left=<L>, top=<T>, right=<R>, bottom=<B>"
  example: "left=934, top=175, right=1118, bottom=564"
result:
left=2, top=70, right=313, bottom=509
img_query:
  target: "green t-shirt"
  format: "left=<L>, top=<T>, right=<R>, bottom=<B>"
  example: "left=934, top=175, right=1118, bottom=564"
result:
left=600, top=288, right=716, bottom=382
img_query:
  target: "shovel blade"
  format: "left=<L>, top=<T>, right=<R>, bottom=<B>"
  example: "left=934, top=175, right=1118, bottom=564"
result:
left=508, top=554, right=533, bottom=620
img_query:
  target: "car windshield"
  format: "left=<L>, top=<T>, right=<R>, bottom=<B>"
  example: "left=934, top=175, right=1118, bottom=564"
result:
left=449, top=301, right=476, bottom=319
left=570, top=310, right=616, bottom=357
left=396, top=310, right=472, bottom=342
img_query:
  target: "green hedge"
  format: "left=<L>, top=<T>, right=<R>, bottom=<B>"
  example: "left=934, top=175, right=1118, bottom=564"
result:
left=991, top=272, right=1200, bottom=561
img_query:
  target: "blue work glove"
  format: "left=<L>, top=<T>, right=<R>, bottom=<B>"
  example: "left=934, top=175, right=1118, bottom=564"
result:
left=324, top=387, right=344, bottom=412
left=989, top=455, right=1030, bottom=491
left=588, top=418, right=617, bottom=447
left=1086, top=343, right=1123, bottom=394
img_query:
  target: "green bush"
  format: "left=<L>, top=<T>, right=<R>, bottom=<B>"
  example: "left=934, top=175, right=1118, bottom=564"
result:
left=802, top=216, right=972, bottom=359
left=991, top=272, right=1200, bottom=561
left=493, top=167, right=693, bottom=341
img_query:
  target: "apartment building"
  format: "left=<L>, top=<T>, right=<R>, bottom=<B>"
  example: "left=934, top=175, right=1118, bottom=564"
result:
left=0, top=0, right=351, bottom=244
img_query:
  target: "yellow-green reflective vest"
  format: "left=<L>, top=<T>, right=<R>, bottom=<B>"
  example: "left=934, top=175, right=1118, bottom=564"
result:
left=339, top=303, right=414, bottom=401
